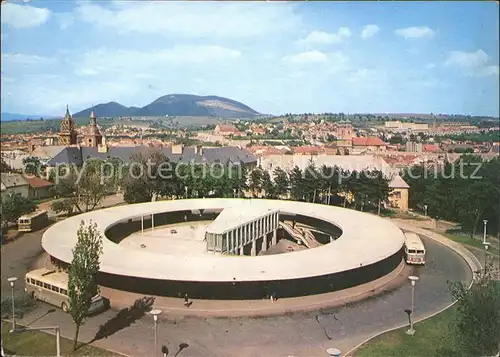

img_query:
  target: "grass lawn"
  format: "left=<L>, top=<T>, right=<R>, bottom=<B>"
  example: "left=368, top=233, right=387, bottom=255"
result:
left=1, top=322, right=121, bottom=356
left=437, top=231, right=500, bottom=255
left=354, top=307, right=457, bottom=357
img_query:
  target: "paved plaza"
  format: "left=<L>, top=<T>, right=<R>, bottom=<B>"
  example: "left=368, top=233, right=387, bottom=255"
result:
left=120, top=222, right=217, bottom=257
left=11, top=235, right=472, bottom=357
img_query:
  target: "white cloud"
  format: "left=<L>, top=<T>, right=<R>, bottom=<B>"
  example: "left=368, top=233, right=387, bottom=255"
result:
left=444, top=50, right=498, bottom=77
left=56, top=13, right=75, bottom=30
left=74, top=68, right=99, bottom=76
left=284, top=50, right=328, bottom=64
left=360, top=25, right=380, bottom=40
left=395, top=26, right=435, bottom=39
left=345, top=68, right=385, bottom=86
left=425, top=63, right=436, bottom=70
left=297, top=27, right=351, bottom=45
left=1, top=53, right=55, bottom=66
left=476, top=65, right=499, bottom=77
left=75, top=2, right=302, bottom=39
left=445, top=50, right=488, bottom=68
left=73, top=46, right=241, bottom=76
left=1, top=3, right=50, bottom=28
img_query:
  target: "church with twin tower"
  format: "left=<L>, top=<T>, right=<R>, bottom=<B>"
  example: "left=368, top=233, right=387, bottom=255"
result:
left=58, top=106, right=103, bottom=147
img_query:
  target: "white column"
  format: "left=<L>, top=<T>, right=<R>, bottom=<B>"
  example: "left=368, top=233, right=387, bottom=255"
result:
left=240, top=245, right=244, bottom=256
left=151, top=214, right=154, bottom=231
left=232, top=231, right=236, bottom=253
left=141, top=215, right=144, bottom=234
left=272, top=229, right=277, bottom=245
left=262, top=233, right=268, bottom=252
left=251, top=239, right=257, bottom=256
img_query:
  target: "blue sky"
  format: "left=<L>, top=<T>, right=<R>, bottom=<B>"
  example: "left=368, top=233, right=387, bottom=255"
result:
left=1, top=1, right=499, bottom=116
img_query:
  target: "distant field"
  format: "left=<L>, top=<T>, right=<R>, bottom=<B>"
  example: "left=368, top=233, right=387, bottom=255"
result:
left=1, top=117, right=115, bottom=135
left=0, top=116, right=233, bottom=135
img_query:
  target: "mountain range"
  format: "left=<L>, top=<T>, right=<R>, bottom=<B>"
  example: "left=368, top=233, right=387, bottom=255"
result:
left=73, top=94, right=259, bottom=118
left=0, top=94, right=259, bottom=121
left=0, top=113, right=57, bottom=121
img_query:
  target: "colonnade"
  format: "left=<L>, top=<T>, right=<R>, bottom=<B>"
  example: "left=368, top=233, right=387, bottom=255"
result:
left=206, top=211, right=280, bottom=256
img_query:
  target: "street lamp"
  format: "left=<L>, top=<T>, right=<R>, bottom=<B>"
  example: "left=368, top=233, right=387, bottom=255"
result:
left=184, top=186, right=188, bottom=199
left=483, top=242, right=491, bottom=273
left=406, top=275, right=419, bottom=336
left=483, top=220, right=488, bottom=244
left=7, top=277, right=18, bottom=332
left=233, top=188, right=236, bottom=198
left=423, top=205, right=428, bottom=217
left=150, top=309, right=162, bottom=357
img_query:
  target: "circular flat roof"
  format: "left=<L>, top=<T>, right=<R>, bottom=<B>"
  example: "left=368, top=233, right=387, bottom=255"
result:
left=42, top=199, right=404, bottom=282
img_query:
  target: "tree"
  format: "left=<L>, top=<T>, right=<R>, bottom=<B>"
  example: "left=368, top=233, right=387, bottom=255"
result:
left=51, top=159, right=118, bottom=212
left=261, top=170, right=276, bottom=199
left=248, top=167, right=264, bottom=198
left=22, top=156, right=43, bottom=176
left=440, top=265, right=500, bottom=356
left=453, top=181, right=496, bottom=237
left=122, top=150, right=177, bottom=203
left=51, top=198, right=74, bottom=216
left=0, top=157, right=11, bottom=172
left=302, top=162, right=319, bottom=202
left=403, top=155, right=500, bottom=237
left=68, top=221, right=103, bottom=351
left=289, top=166, right=305, bottom=201
left=1, top=193, right=36, bottom=227
left=273, top=167, right=289, bottom=198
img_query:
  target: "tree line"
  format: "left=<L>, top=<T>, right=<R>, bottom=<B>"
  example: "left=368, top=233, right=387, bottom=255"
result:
left=403, top=155, right=500, bottom=236
left=43, top=150, right=394, bottom=215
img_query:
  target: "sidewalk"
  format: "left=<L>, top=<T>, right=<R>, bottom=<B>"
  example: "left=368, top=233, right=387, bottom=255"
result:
left=102, top=261, right=408, bottom=318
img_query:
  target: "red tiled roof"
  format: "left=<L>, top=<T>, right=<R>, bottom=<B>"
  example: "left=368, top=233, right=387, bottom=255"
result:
left=26, top=175, right=54, bottom=188
left=423, top=144, right=440, bottom=152
left=293, top=146, right=324, bottom=154
left=216, top=124, right=239, bottom=133
left=352, top=137, right=386, bottom=147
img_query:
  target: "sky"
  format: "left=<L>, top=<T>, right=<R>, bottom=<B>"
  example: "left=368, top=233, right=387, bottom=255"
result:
left=1, top=1, right=499, bottom=116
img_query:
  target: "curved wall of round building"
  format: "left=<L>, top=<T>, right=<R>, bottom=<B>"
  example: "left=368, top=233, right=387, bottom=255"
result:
left=51, top=248, right=403, bottom=300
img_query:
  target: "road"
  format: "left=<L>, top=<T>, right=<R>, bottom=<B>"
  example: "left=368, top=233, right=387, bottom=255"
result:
left=11, top=235, right=471, bottom=357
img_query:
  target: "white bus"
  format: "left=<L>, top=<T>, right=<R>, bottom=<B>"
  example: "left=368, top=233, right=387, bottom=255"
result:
left=18, top=210, right=49, bottom=232
left=24, top=268, right=106, bottom=314
left=404, top=232, right=426, bottom=265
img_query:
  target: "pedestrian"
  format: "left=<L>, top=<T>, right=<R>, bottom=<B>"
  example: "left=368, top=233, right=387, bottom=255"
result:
left=270, top=292, right=276, bottom=302
left=184, top=293, right=189, bottom=307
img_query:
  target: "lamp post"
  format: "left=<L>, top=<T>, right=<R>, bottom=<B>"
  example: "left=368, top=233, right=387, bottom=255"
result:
left=184, top=186, right=188, bottom=199
left=483, top=220, right=488, bottom=244
left=483, top=242, right=491, bottom=273
left=423, top=205, right=428, bottom=217
left=233, top=188, right=236, bottom=198
left=150, top=309, right=162, bottom=357
left=406, top=275, right=419, bottom=335
left=7, top=277, right=18, bottom=332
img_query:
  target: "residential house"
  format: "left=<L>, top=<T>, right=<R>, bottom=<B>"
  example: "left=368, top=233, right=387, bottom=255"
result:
left=388, top=175, right=410, bottom=212
left=26, top=176, right=54, bottom=200
left=214, top=124, right=243, bottom=137
left=258, top=154, right=409, bottom=211
left=42, top=144, right=258, bottom=170
left=1, top=173, right=30, bottom=199
left=352, top=137, right=387, bottom=152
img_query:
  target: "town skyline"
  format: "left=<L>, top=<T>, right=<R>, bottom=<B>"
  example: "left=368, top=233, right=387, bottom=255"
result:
left=1, top=1, right=499, bottom=116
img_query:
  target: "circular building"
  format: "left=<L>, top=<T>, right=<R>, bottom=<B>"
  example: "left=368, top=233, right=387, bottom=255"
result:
left=42, top=199, right=405, bottom=299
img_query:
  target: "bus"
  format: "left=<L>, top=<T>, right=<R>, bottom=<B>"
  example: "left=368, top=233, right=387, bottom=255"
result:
left=24, top=268, right=106, bottom=314
left=404, top=232, right=426, bottom=265
left=18, top=210, right=49, bottom=232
